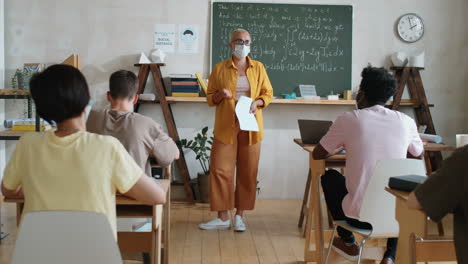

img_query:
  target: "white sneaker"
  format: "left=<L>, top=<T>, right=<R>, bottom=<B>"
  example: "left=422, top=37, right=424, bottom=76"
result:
left=199, top=218, right=231, bottom=230
left=234, top=215, right=246, bottom=232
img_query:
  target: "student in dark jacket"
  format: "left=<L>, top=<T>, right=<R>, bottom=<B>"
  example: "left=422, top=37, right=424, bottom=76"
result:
left=408, top=145, right=468, bottom=263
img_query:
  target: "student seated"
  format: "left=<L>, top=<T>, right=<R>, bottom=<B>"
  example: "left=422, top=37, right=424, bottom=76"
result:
left=407, top=146, right=468, bottom=263
left=312, top=66, right=424, bottom=264
left=87, top=70, right=179, bottom=263
left=87, top=70, right=179, bottom=177
left=1, top=64, right=165, bottom=238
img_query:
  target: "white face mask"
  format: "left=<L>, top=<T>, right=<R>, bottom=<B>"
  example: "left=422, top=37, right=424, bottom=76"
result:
left=233, top=44, right=250, bottom=59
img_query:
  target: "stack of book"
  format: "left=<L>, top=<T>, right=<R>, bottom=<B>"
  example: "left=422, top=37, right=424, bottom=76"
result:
left=170, top=74, right=200, bottom=97
left=4, top=118, right=51, bottom=131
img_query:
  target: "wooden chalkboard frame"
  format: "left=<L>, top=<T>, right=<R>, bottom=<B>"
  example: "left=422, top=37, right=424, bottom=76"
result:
left=210, top=1, right=354, bottom=97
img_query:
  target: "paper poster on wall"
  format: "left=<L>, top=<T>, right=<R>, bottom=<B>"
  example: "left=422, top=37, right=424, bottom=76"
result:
left=154, top=24, right=176, bottom=52
left=178, top=24, right=199, bottom=53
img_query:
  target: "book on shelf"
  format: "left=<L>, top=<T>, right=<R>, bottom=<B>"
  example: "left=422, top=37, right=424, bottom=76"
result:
left=4, top=118, right=46, bottom=128
left=169, top=73, right=194, bottom=78
left=170, top=74, right=200, bottom=96
left=195, top=72, right=208, bottom=95
left=11, top=124, right=52, bottom=131
left=171, top=81, right=198, bottom=86
left=171, top=86, right=200, bottom=93
left=172, top=92, right=200, bottom=97
left=170, top=78, right=198, bottom=83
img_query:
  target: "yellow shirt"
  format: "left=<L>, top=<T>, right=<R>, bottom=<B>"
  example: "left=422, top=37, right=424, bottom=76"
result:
left=2, top=131, right=143, bottom=237
left=207, top=56, right=273, bottom=145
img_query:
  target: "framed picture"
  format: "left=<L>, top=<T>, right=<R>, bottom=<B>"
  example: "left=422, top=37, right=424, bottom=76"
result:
left=21, top=63, right=45, bottom=89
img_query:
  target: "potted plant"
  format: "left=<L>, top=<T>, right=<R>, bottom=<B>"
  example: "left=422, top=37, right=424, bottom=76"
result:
left=178, top=127, right=213, bottom=203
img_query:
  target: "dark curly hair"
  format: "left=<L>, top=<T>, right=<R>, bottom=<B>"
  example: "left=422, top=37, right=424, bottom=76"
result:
left=30, top=64, right=90, bottom=123
left=359, top=66, right=397, bottom=105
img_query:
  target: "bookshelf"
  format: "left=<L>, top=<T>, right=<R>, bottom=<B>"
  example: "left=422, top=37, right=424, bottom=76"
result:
left=139, top=97, right=431, bottom=108
left=0, top=130, right=27, bottom=140
left=0, top=89, right=40, bottom=140
left=134, top=64, right=194, bottom=203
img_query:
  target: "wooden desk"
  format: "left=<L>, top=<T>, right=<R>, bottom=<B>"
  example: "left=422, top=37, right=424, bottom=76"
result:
left=385, top=187, right=456, bottom=264
left=4, top=179, right=170, bottom=264
left=294, top=138, right=345, bottom=263
left=294, top=138, right=455, bottom=263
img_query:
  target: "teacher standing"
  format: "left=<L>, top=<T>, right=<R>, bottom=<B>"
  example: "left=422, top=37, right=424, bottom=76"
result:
left=199, top=29, right=273, bottom=232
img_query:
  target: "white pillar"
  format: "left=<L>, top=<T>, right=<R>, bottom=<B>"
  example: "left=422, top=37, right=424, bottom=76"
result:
left=0, top=0, right=5, bottom=186
left=0, top=0, right=6, bottom=240
left=0, top=0, right=5, bottom=185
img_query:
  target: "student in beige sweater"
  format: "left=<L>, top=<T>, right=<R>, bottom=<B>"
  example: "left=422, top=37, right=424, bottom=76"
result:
left=87, top=70, right=179, bottom=175
left=87, top=70, right=179, bottom=263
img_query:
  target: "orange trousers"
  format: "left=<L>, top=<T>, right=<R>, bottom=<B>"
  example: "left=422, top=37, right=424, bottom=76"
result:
left=209, top=124, right=261, bottom=211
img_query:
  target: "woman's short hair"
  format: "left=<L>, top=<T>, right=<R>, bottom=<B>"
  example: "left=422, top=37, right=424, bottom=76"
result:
left=230, top=28, right=250, bottom=42
left=30, top=64, right=90, bottom=123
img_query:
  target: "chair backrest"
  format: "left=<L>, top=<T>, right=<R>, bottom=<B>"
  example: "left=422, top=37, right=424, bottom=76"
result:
left=12, top=211, right=122, bottom=264
left=359, top=159, right=426, bottom=237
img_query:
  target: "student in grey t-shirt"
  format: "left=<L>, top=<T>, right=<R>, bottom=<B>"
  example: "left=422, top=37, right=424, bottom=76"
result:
left=87, top=70, right=179, bottom=177
left=408, top=145, right=468, bottom=263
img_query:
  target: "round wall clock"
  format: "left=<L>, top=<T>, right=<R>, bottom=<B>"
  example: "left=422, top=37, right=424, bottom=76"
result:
left=396, top=13, right=424, bottom=43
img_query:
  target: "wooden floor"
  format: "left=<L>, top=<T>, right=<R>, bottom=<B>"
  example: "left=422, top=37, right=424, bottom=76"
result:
left=0, top=199, right=456, bottom=264
left=169, top=200, right=305, bottom=264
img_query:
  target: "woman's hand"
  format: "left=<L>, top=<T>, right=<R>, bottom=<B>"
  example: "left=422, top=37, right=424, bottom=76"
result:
left=249, top=99, right=264, bottom=115
left=213, top=88, right=232, bottom=104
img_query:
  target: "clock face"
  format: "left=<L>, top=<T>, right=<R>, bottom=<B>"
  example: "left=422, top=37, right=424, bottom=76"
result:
left=397, top=13, right=424, bottom=43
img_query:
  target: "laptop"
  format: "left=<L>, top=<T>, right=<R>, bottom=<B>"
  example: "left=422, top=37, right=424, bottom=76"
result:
left=298, top=120, right=333, bottom=144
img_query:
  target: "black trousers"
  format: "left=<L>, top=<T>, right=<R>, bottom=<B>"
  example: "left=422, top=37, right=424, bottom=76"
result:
left=321, top=169, right=397, bottom=260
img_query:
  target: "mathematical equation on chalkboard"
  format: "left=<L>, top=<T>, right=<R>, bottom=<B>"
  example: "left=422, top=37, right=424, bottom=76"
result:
left=212, top=3, right=352, bottom=96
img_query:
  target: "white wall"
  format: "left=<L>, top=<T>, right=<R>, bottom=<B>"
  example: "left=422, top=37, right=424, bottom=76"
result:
left=5, top=0, right=468, bottom=198
left=0, top=0, right=5, bottom=186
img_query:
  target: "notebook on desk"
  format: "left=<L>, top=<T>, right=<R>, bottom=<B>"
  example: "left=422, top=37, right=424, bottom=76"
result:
left=388, top=175, right=427, bottom=192
left=298, top=119, right=333, bottom=144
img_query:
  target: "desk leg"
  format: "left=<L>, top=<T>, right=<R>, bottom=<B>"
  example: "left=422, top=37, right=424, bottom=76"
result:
left=16, top=203, right=24, bottom=226
left=424, top=153, right=432, bottom=175
left=394, top=197, right=426, bottom=264
left=163, top=186, right=170, bottom=264
left=152, top=227, right=161, bottom=264
left=304, top=155, right=326, bottom=263
left=162, top=165, right=171, bottom=264
left=424, top=154, right=445, bottom=237
left=299, top=170, right=311, bottom=228
left=151, top=205, right=163, bottom=264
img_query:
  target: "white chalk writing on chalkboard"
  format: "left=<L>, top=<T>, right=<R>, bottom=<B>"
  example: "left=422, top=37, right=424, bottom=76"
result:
left=215, top=5, right=348, bottom=74
left=212, top=3, right=352, bottom=96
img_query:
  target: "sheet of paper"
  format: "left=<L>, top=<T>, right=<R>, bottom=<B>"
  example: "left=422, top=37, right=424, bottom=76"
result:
left=235, top=96, right=259, bottom=132
left=154, top=24, right=176, bottom=52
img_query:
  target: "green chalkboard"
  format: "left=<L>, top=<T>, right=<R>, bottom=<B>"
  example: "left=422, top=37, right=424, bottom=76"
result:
left=211, top=2, right=353, bottom=97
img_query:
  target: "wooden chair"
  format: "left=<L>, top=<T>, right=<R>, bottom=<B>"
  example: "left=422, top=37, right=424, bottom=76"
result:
left=12, top=211, right=121, bottom=264
left=325, top=159, right=426, bottom=263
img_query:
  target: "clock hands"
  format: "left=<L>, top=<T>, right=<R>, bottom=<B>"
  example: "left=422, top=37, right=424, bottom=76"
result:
left=407, top=17, right=413, bottom=28
left=408, top=16, right=419, bottom=30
